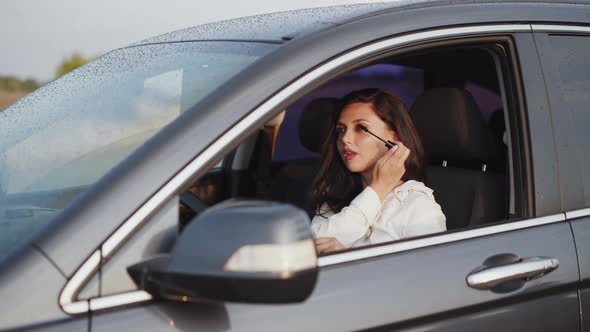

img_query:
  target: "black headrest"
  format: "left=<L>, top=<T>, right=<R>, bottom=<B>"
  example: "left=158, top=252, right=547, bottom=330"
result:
left=298, top=97, right=339, bottom=153
left=410, top=88, right=500, bottom=164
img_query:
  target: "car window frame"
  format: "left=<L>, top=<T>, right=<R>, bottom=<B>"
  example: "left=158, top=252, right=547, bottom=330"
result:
left=59, top=23, right=555, bottom=315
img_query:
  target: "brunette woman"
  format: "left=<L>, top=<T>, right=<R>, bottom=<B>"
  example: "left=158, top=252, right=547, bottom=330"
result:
left=310, top=88, right=446, bottom=254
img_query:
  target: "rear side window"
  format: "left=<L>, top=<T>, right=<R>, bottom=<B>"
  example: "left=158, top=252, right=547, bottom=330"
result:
left=545, top=34, right=590, bottom=206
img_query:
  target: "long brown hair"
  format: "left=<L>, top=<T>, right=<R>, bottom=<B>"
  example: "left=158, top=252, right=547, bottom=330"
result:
left=309, top=88, right=425, bottom=215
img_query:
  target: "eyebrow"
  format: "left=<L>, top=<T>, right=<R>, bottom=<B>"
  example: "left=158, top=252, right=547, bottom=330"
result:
left=336, top=119, right=370, bottom=126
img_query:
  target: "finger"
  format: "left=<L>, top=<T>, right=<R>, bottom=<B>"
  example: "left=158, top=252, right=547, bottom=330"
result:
left=315, top=241, right=333, bottom=253
left=395, top=144, right=410, bottom=161
left=325, top=241, right=346, bottom=253
left=390, top=139, right=404, bottom=148
left=389, top=144, right=407, bottom=164
left=321, top=245, right=337, bottom=254
left=316, top=238, right=344, bottom=253
left=392, top=141, right=406, bottom=155
left=393, top=150, right=410, bottom=169
left=382, top=144, right=397, bottom=157
left=400, top=147, right=411, bottom=163
left=389, top=144, right=399, bottom=156
left=390, top=142, right=404, bottom=156
left=381, top=144, right=399, bottom=163
left=314, top=237, right=335, bottom=244
left=314, top=237, right=335, bottom=247
left=374, top=149, right=393, bottom=169
left=317, top=242, right=338, bottom=254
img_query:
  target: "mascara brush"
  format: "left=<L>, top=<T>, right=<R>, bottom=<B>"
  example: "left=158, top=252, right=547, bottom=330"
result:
left=358, top=124, right=396, bottom=149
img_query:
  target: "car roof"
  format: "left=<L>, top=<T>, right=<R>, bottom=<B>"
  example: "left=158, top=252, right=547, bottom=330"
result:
left=134, top=0, right=590, bottom=45
left=133, top=2, right=397, bottom=44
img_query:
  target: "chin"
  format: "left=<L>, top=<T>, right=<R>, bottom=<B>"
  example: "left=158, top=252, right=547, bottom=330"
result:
left=344, top=161, right=366, bottom=173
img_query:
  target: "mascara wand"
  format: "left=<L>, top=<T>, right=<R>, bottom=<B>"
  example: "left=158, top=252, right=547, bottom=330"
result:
left=358, top=125, right=396, bottom=149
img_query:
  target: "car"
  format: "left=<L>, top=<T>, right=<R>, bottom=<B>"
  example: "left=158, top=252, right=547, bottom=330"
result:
left=1, top=0, right=590, bottom=330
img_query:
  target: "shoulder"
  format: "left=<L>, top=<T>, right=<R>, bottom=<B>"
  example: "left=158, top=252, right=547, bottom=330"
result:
left=379, top=181, right=446, bottom=234
left=403, top=193, right=442, bottom=212
left=386, top=180, right=436, bottom=205
left=382, top=181, right=443, bottom=216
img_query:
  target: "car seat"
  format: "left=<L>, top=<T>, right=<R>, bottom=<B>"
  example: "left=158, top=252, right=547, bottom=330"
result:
left=410, top=87, right=507, bottom=230
left=266, top=98, right=339, bottom=216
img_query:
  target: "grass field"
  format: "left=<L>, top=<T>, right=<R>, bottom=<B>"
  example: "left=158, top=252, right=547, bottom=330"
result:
left=0, top=90, right=27, bottom=110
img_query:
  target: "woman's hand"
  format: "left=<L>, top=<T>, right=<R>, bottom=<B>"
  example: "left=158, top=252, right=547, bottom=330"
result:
left=314, top=237, right=346, bottom=254
left=369, top=141, right=411, bottom=201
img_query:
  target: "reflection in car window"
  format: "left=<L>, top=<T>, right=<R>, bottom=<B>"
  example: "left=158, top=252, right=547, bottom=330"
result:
left=0, top=41, right=276, bottom=261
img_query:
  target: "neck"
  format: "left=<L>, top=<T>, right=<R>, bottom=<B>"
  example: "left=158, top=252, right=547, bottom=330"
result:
left=361, top=171, right=405, bottom=190
left=361, top=170, right=372, bottom=187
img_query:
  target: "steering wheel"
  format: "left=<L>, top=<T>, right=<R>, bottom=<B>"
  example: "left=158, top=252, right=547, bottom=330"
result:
left=179, top=191, right=207, bottom=215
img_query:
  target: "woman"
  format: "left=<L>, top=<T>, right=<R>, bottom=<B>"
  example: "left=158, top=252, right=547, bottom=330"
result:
left=310, top=88, right=446, bottom=254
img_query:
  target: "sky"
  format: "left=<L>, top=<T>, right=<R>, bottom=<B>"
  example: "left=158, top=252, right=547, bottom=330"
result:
left=0, top=0, right=386, bottom=82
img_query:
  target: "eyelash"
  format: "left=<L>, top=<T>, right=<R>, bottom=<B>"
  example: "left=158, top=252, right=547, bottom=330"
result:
left=335, top=124, right=366, bottom=136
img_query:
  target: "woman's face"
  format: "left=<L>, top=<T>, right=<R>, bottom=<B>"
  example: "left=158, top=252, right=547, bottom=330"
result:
left=335, top=102, right=396, bottom=176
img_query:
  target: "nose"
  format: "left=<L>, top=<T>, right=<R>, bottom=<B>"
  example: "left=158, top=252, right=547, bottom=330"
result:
left=339, top=128, right=354, bottom=145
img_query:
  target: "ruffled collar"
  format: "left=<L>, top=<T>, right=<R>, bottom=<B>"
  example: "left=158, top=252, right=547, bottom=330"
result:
left=386, top=180, right=434, bottom=204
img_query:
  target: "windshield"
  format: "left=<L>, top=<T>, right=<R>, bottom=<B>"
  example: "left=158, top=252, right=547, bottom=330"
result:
left=0, top=41, right=276, bottom=260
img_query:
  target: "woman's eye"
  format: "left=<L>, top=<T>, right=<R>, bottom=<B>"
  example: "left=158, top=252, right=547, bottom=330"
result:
left=335, top=127, right=345, bottom=135
left=355, top=124, right=365, bottom=132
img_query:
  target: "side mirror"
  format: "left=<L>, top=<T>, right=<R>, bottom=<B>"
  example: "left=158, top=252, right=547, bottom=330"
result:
left=128, top=200, right=318, bottom=303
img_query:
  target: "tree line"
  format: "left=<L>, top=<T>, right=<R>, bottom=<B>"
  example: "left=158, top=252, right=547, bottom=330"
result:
left=0, top=52, right=90, bottom=93
left=0, top=77, right=40, bottom=92
left=0, top=52, right=90, bottom=109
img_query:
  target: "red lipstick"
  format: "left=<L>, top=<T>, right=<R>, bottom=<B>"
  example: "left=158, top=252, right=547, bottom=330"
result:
left=343, top=148, right=357, bottom=160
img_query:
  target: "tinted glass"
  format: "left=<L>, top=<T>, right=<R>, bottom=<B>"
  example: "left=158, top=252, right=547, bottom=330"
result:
left=0, top=41, right=276, bottom=261
left=548, top=35, right=590, bottom=205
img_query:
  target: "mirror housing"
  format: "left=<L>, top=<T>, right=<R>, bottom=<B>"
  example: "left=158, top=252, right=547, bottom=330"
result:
left=128, top=200, right=318, bottom=303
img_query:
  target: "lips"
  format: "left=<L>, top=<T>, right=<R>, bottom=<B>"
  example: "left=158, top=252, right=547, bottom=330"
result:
left=343, top=148, right=358, bottom=161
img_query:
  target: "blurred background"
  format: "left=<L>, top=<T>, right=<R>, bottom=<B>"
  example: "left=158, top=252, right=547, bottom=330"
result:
left=0, top=0, right=386, bottom=109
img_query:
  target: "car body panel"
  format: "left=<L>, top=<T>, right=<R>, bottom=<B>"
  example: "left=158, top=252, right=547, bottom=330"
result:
left=91, top=222, right=578, bottom=331
left=11, top=319, right=88, bottom=332
left=0, top=247, right=84, bottom=330
left=512, top=32, right=561, bottom=216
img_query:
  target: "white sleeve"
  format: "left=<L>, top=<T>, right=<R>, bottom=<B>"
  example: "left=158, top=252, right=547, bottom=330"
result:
left=400, top=195, right=447, bottom=238
left=311, top=186, right=382, bottom=247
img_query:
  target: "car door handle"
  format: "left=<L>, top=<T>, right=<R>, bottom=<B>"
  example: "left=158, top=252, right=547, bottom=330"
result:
left=467, top=256, right=559, bottom=290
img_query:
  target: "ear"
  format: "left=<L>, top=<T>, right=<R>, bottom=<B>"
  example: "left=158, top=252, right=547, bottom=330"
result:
left=390, top=130, right=399, bottom=142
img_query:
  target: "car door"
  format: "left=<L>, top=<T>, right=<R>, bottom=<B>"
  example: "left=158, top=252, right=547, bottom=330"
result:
left=531, top=25, right=590, bottom=332
left=77, top=21, right=581, bottom=332
left=215, top=32, right=577, bottom=332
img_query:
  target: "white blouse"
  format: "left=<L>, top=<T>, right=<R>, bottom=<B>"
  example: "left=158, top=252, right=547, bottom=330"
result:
left=311, top=180, right=446, bottom=248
